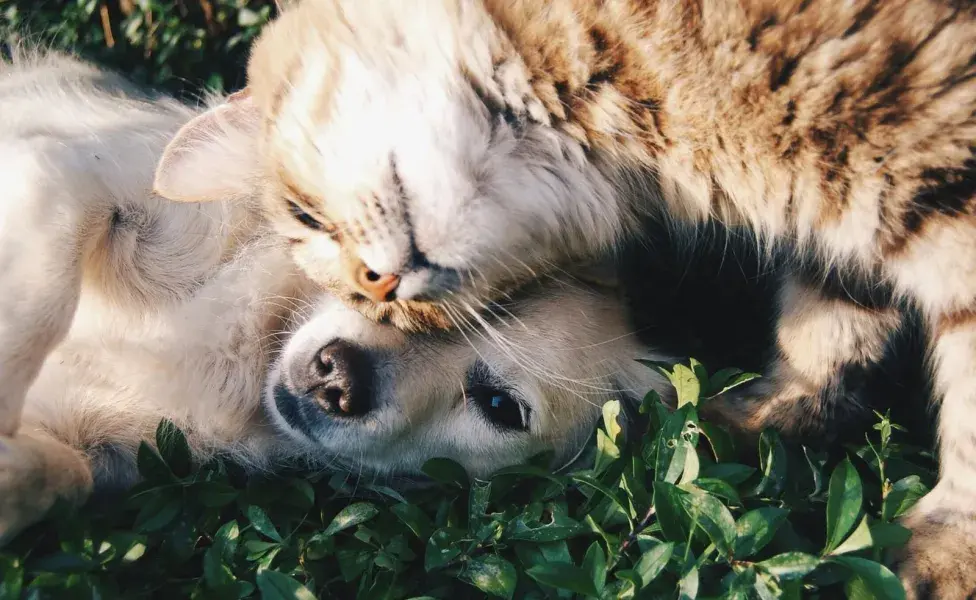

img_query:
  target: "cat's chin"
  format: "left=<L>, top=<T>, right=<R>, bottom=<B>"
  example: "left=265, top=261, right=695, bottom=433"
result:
left=337, top=293, right=454, bottom=333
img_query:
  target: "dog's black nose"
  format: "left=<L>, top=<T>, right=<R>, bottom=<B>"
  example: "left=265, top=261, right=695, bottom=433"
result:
left=289, top=340, right=374, bottom=417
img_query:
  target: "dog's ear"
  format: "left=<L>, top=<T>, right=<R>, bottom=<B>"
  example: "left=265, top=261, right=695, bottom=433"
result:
left=154, top=89, right=262, bottom=203
left=569, top=255, right=620, bottom=289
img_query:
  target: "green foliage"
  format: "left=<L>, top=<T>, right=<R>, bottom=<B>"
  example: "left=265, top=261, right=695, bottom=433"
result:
left=1, top=359, right=937, bottom=599
left=2, top=0, right=280, bottom=98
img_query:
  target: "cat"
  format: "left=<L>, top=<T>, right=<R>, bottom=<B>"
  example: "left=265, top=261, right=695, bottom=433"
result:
left=152, top=1, right=976, bottom=595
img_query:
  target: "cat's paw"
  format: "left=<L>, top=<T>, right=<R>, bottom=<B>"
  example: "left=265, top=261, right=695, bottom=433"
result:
left=892, top=504, right=976, bottom=600
left=0, top=434, right=92, bottom=545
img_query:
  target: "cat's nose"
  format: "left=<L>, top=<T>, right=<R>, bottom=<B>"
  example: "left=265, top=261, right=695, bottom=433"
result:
left=341, top=253, right=400, bottom=303
left=289, top=340, right=374, bottom=417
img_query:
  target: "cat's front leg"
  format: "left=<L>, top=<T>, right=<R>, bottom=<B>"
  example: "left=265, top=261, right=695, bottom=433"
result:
left=877, top=217, right=976, bottom=598
left=702, top=273, right=903, bottom=440
left=889, top=316, right=976, bottom=599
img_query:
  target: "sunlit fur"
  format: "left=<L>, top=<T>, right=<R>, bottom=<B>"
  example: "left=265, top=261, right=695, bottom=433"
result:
left=0, top=50, right=670, bottom=545
left=154, top=1, right=976, bottom=593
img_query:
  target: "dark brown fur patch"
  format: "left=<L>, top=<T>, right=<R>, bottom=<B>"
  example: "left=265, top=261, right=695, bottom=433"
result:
left=842, top=0, right=878, bottom=38
left=769, top=55, right=800, bottom=92
left=901, top=153, right=976, bottom=238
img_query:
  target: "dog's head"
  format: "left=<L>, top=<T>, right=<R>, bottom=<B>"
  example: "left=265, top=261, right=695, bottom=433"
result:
left=265, top=275, right=668, bottom=479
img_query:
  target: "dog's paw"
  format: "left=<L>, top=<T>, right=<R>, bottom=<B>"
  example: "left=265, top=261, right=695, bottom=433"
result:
left=0, top=434, right=92, bottom=545
left=892, top=508, right=976, bottom=600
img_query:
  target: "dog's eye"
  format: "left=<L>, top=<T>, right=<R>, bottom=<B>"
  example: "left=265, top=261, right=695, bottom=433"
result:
left=286, top=200, right=323, bottom=231
left=468, top=384, right=529, bottom=431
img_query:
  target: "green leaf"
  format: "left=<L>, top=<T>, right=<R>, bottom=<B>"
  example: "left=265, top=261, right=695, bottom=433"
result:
left=582, top=542, right=607, bottom=594
left=882, top=476, right=929, bottom=521
left=526, top=563, right=600, bottom=597
left=506, top=506, right=587, bottom=543
left=571, top=474, right=632, bottom=524
left=725, top=566, right=758, bottom=599
left=594, top=429, right=621, bottom=474
left=675, top=440, right=701, bottom=486
left=133, top=494, right=181, bottom=532
left=700, top=463, right=756, bottom=485
left=751, top=429, right=788, bottom=498
left=203, top=520, right=241, bottom=590
left=697, top=421, right=736, bottom=462
left=602, top=400, right=623, bottom=443
left=425, top=527, right=465, bottom=571
left=469, top=478, right=492, bottom=525
left=757, top=552, right=821, bottom=581
left=25, top=552, right=96, bottom=574
left=392, top=503, right=435, bottom=540
left=641, top=388, right=667, bottom=417
left=829, top=515, right=873, bottom=556
left=678, top=490, right=736, bottom=558
left=335, top=550, right=371, bottom=582
left=867, top=522, right=912, bottom=549
left=213, top=520, right=240, bottom=560
left=193, top=481, right=239, bottom=507
left=245, top=541, right=279, bottom=560
left=490, top=464, right=567, bottom=489
left=706, top=368, right=742, bottom=395
left=829, top=556, right=906, bottom=600
left=461, top=554, right=517, bottom=599
left=756, top=570, right=790, bottom=600
left=636, top=358, right=675, bottom=377
left=255, top=570, right=316, bottom=600
left=677, top=562, right=699, bottom=600
left=0, top=555, right=23, bottom=600
left=654, top=406, right=699, bottom=483
left=246, top=505, right=282, bottom=543
left=608, top=571, right=640, bottom=600
left=422, top=457, right=469, bottom=488
left=285, top=479, right=316, bottom=508
left=322, top=502, right=379, bottom=538
left=707, top=370, right=761, bottom=398
left=803, top=447, right=829, bottom=498
left=690, top=477, right=741, bottom=506
left=632, top=541, right=673, bottom=588
left=136, top=441, right=176, bottom=483
left=734, top=507, right=789, bottom=558
left=671, top=363, right=702, bottom=408
left=653, top=481, right=690, bottom=543
left=662, top=438, right=692, bottom=484
left=155, top=419, right=192, bottom=477
left=825, top=458, right=863, bottom=553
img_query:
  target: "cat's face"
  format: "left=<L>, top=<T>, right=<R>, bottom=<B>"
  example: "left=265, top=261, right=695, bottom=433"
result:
left=155, top=0, right=627, bottom=332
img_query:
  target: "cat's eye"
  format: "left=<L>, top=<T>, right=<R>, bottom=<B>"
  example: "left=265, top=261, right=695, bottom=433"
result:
left=467, top=383, right=530, bottom=431
left=286, top=200, right=323, bottom=231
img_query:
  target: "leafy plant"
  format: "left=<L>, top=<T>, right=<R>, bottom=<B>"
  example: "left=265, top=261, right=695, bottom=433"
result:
left=1, top=359, right=936, bottom=599
left=3, top=0, right=280, bottom=98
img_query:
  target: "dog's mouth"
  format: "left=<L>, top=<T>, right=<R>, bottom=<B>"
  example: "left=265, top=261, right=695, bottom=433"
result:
left=272, top=383, right=318, bottom=439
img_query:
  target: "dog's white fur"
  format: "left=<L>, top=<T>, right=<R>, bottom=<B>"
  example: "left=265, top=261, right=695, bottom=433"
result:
left=0, top=49, right=668, bottom=543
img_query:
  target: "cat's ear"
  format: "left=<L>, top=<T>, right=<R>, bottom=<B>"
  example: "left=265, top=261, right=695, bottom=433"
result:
left=570, top=255, right=619, bottom=289
left=154, top=89, right=262, bottom=203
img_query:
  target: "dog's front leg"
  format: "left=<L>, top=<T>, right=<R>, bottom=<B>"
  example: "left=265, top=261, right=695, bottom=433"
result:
left=0, top=432, right=93, bottom=544
left=0, top=142, right=106, bottom=435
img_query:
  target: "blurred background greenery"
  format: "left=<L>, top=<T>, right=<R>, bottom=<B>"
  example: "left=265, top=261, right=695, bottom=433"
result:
left=2, top=0, right=281, bottom=99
